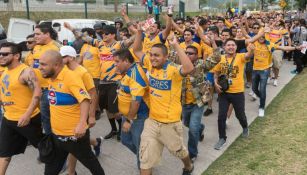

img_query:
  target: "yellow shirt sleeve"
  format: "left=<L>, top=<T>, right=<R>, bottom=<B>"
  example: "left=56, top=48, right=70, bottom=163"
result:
left=82, top=72, right=95, bottom=91
left=68, top=76, right=91, bottom=103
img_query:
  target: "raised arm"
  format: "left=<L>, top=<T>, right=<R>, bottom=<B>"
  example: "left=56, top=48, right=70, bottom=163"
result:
left=161, top=14, right=172, bottom=40
left=132, top=23, right=146, bottom=60
left=168, top=35, right=194, bottom=76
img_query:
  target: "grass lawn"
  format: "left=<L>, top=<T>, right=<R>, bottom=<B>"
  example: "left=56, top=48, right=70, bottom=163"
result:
left=203, top=69, right=307, bottom=175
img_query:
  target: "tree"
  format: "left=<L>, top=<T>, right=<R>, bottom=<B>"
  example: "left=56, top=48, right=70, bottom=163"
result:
left=295, top=0, right=307, bottom=9
left=267, top=0, right=276, bottom=6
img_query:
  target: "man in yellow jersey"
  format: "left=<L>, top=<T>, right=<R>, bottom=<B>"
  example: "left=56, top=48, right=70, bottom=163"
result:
left=60, top=46, right=103, bottom=175
left=179, top=29, right=202, bottom=58
left=114, top=48, right=149, bottom=169
left=24, top=34, right=36, bottom=66
left=98, top=25, right=124, bottom=140
left=267, top=20, right=291, bottom=86
left=39, top=50, right=105, bottom=175
left=33, top=24, right=60, bottom=135
left=78, top=28, right=102, bottom=120
left=0, top=42, right=43, bottom=174
left=212, top=38, right=254, bottom=150
left=133, top=24, right=195, bottom=175
left=250, top=34, right=304, bottom=117
left=121, top=7, right=172, bottom=53
left=0, top=64, right=5, bottom=127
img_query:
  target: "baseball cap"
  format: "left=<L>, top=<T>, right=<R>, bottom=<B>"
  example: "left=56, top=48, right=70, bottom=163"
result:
left=60, top=46, right=77, bottom=58
left=93, top=23, right=103, bottom=30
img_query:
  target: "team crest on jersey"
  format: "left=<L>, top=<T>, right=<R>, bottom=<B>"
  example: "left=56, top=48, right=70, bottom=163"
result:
left=79, top=88, right=87, bottom=96
left=48, top=89, right=57, bottom=105
left=58, top=83, right=63, bottom=89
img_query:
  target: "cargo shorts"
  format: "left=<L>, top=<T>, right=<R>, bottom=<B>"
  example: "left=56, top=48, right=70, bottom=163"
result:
left=139, top=118, right=189, bottom=169
left=272, top=50, right=283, bottom=69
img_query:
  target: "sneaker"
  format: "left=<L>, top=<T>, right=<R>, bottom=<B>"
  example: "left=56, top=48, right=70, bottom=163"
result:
left=190, top=155, right=197, bottom=163
left=203, top=108, right=213, bottom=116
left=248, top=91, right=254, bottom=96
left=245, top=83, right=251, bottom=88
left=104, top=130, right=117, bottom=139
left=93, top=137, right=103, bottom=157
left=290, top=70, right=298, bottom=74
left=182, top=164, right=194, bottom=175
left=258, top=108, right=265, bottom=117
left=273, top=79, right=278, bottom=86
left=251, top=93, right=257, bottom=101
left=214, top=138, right=226, bottom=150
left=242, top=128, right=249, bottom=138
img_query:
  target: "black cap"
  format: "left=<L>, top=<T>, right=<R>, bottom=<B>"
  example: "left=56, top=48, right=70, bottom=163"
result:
left=93, top=23, right=103, bottom=30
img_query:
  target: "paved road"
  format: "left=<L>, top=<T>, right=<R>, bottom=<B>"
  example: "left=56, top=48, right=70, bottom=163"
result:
left=6, top=60, right=296, bottom=175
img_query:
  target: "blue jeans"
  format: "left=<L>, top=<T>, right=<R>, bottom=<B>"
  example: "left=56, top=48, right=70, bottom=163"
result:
left=121, top=116, right=147, bottom=169
left=182, top=104, right=205, bottom=158
left=252, top=69, right=269, bottom=109
left=41, top=89, right=51, bottom=134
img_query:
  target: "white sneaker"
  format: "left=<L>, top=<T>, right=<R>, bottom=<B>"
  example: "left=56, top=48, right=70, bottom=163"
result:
left=273, top=79, right=278, bottom=86
left=248, top=91, right=254, bottom=96
left=258, top=108, right=265, bottom=117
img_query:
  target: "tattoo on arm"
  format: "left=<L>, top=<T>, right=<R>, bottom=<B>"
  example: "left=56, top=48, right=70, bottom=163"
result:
left=24, top=69, right=38, bottom=91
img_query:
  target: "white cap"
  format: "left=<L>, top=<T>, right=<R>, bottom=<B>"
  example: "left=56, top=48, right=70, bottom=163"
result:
left=60, top=46, right=77, bottom=58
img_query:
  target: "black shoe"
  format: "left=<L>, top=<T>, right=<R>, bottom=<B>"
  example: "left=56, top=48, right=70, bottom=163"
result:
left=116, top=131, right=121, bottom=141
left=203, top=108, right=213, bottom=116
left=93, top=137, right=102, bottom=156
left=182, top=164, right=194, bottom=175
left=104, top=131, right=117, bottom=139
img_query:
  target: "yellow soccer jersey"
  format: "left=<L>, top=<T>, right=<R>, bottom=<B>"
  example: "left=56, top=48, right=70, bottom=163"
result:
left=80, top=43, right=100, bottom=79
left=212, top=53, right=248, bottom=93
left=98, top=41, right=122, bottom=82
left=141, top=55, right=184, bottom=123
left=142, top=32, right=166, bottom=53
left=253, top=41, right=275, bottom=70
left=268, top=29, right=289, bottom=46
left=73, top=65, right=95, bottom=91
left=184, top=75, right=196, bottom=105
left=0, top=64, right=39, bottom=121
left=48, top=66, right=90, bottom=136
left=118, top=63, right=149, bottom=118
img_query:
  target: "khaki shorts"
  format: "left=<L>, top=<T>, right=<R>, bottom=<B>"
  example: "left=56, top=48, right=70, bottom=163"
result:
left=139, top=118, right=188, bottom=169
left=272, top=50, right=283, bottom=69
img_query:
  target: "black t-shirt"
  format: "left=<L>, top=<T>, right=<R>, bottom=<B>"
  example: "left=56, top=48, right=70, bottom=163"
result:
left=235, top=40, right=247, bottom=53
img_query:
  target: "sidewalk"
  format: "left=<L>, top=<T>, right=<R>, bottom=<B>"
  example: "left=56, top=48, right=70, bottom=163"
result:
left=6, top=60, right=296, bottom=175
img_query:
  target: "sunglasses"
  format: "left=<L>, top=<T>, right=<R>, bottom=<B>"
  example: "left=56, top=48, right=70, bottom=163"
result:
left=103, top=32, right=111, bottom=35
left=185, top=52, right=196, bottom=55
left=0, top=52, right=13, bottom=57
left=27, top=41, right=35, bottom=44
left=253, top=27, right=260, bottom=29
left=176, top=22, right=183, bottom=25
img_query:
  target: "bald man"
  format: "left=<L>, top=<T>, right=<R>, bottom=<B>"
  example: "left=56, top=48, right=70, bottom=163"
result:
left=39, top=51, right=105, bottom=175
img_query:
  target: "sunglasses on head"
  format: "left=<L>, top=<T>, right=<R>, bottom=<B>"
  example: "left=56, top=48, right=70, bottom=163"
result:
left=0, top=52, right=13, bottom=57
